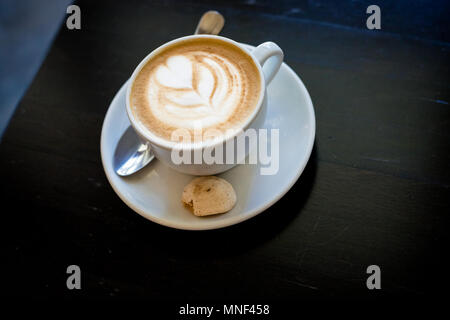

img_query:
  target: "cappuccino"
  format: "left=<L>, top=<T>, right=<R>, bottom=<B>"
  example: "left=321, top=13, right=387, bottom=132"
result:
left=130, top=38, right=262, bottom=142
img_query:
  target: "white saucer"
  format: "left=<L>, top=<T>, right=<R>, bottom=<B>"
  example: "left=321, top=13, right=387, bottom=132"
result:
left=100, top=44, right=315, bottom=230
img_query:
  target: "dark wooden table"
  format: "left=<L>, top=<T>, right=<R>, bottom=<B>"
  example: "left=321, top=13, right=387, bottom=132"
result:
left=1, top=0, right=449, bottom=303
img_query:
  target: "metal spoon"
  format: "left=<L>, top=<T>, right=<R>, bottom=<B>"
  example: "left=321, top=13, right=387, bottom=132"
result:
left=114, top=11, right=225, bottom=176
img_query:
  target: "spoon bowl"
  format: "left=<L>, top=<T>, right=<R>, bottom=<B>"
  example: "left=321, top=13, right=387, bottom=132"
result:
left=114, top=126, right=154, bottom=176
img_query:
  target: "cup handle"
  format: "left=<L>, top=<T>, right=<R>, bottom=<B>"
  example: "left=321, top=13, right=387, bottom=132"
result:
left=252, top=42, right=284, bottom=85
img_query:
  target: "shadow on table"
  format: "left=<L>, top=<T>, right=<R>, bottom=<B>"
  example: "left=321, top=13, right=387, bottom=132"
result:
left=139, top=145, right=318, bottom=258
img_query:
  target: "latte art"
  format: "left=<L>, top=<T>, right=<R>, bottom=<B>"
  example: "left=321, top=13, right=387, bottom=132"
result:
left=130, top=38, right=261, bottom=142
left=151, top=52, right=242, bottom=129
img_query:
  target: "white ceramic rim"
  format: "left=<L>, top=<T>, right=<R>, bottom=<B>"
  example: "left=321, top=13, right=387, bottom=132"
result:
left=101, top=52, right=316, bottom=231
left=125, top=35, right=267, bottom=151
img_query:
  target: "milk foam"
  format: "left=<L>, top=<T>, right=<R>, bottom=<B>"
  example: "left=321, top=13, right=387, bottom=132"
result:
left=146, top=52, right=243, bottom=129
left=131, top=38, right=261, bottom=142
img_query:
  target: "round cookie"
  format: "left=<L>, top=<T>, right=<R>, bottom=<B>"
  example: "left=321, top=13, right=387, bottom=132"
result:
left=182, top=176, right=237, bottom=216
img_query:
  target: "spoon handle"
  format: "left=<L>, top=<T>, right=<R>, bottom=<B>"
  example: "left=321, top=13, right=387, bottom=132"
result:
left=194, top=11, right=225, bottom=35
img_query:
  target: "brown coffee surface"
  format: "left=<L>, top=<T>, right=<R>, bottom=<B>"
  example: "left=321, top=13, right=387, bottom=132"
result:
left=130, top=37, right=261, bottom=142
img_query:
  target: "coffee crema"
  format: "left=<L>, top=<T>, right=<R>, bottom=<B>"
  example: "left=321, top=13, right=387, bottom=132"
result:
left=130, top=38, right=262, bottom=142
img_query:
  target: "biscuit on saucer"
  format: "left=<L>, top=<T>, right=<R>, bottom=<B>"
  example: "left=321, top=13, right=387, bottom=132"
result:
left=182, top=176, right=236, bottom=216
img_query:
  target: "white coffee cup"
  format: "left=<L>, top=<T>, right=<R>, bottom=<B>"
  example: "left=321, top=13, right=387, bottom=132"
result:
left=126, top=35, right=283, bottom=175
